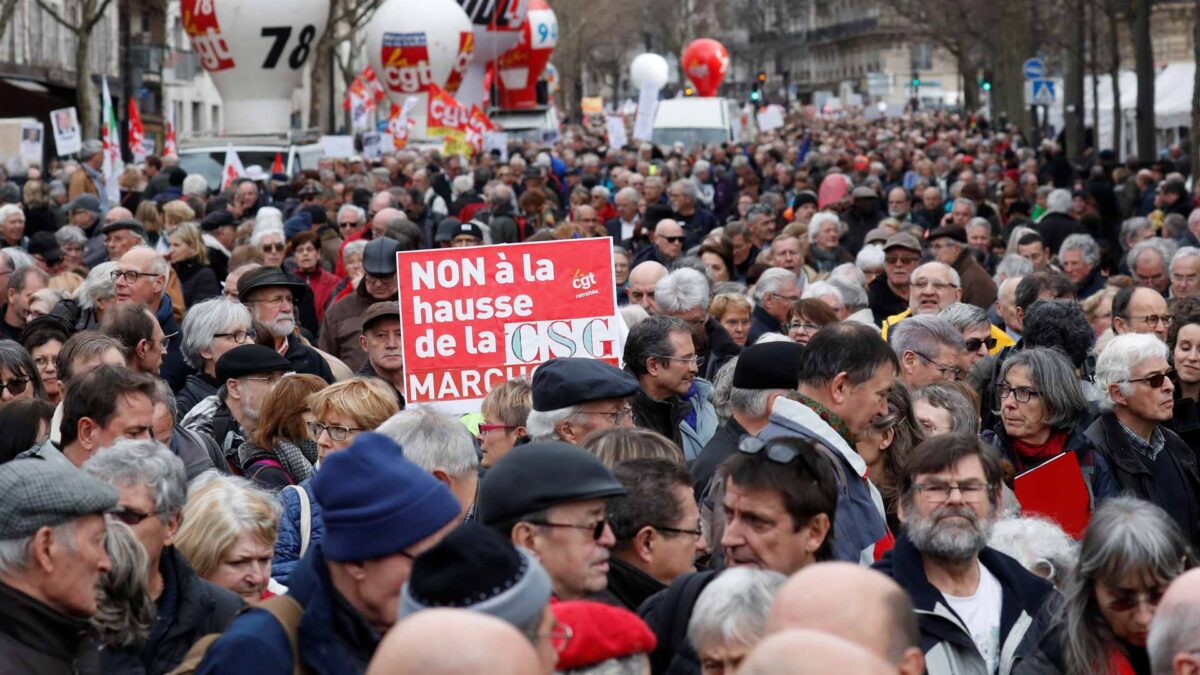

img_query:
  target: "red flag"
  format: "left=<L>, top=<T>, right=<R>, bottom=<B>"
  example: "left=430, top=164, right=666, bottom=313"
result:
left=361, top=66, right=386, bottom=103
left=128, top=99, right=147, bottom=162
left=342, top=77, right=374, bottom=111
left=427, top=84, right=469, bottom=138
left=271, top=152, right=284, bottom=175
left=163, top=106, right=177, bottom=157
left=465, top=105, right=496, bottom=151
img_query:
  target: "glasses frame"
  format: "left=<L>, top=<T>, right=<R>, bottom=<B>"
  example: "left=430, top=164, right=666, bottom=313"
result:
left=110, top=270, right=162, bottom=284
left=913, top=352, right=963, bottom=380
left=308, top=420, right=362, bottom=441
left=526, top=518, right=608, bottom=540
left=1125, top=369, right=1174, bottom=389
left=964, top=337, right=998, bottom=352
left=0, top=376, right=29, bottom=396
left=112, top=507, right=162, bottom=526
left=997, top=383, right=1041, bottom=404
left=214, top=328, right=258, bottom=344
left=911, top=481, right=992, bottom=504
left=1128, top=314, right=1174, bottom=328
left=655, top=524, right=704, bottom=538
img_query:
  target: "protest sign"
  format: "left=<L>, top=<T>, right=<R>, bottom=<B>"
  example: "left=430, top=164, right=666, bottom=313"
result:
left=51, top=107, right=81, bottom=156
left=397, top=238, right=623, bottom=413
left=632, top=83, right=659, bottom=142
left=605, top=115, right=627, bottom=149
left=20, top=122, right=43, bottom=163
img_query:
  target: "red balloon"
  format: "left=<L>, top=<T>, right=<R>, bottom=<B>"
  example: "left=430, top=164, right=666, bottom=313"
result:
left=682, top=38, right=729, bottom=97
left=494, top=0, right=556, bottom=110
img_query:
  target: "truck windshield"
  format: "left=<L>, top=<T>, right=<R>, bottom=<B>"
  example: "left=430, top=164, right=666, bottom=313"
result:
left=650, top=127, right=729, bottom=146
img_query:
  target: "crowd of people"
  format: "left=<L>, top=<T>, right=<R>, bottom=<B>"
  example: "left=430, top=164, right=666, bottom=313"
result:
left=3, top=108, right=1200, bottom=674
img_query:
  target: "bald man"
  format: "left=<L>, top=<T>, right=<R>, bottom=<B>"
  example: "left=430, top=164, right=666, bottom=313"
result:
left=766, top=562, right=924, bottom=675
left=634, top=219, right=684, bottom=267
left=1149, top=568, right=1200, bottom=675
left=627, top=261, right=667, bottom=313
left=104, top=206, right=134, bottom=225
left=367, top=609, right=547, bottom=675
left=739, top=629, right=896, bottom=675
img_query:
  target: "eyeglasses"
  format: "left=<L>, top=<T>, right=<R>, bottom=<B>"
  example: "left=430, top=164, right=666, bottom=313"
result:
left=770, top=292, right=801, bottom=303
left=1106, top=586, right=1167, bottom=612
left=1128, top=314, right=1174, bottom=328
left=261, top=243, right=286, bottom=253
left=33, top=356, right=55, bottom=369
left=655, top=524, right=703, bottom=539
left=885, top=254, right=920, bottom=265
left=787, top=321, right=822, bottom=333
left=912, top=481, right=991, bottom=503
left=477, top=423, right=517, bottom=434
left=577, top=404, right=634, bottom=425
left=112, top=507, right=161, bottom=526
left=964, top=337, right=997, bottom=352
left=111, top=270, right=161, bottom=284
left=911, top=278, right=959, bottom=291
left=1125, top=369, right=1174, bottom=389
left=308, top=421, right=362, bottom=441
left=737, top=436, right=822, bottom=477
left=214, top=328, right=258, bottom=344
left=914, top=352, right=963, bottom=380
left=152, top=332, right=178, bottom=351
left=660, top=235, right=685, bottom=244
left=651, top=354, right=700, bottom=366
left=526, top=518, right=609, bottom=540
left=997, top=383, right=1041, bottom=404
left=542, top=620, right=574, bottom=653
left=0, top=376, right=28, bottom=396
left=247, top=294, right=295, bottom=307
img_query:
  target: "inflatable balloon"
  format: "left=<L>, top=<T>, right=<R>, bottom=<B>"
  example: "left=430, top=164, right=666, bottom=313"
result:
left=682, top=38, right=729, bottom=97
left=453, top=0, right=529, bottom=108
left=365, top=0, right=474, bottom=139
left=629, top=53, right=669, bottom=91
left=494, top=0, right=556, bottom=110
left=180, top=0, right=329, bottom=135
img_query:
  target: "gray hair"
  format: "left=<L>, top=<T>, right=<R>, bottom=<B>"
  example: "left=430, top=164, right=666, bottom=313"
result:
left=745, top=203, right=774, bottom=222
left=729, top=387, right=779, bottom=418
left=615, top=187, right=639, bottom=205
left=55, top=224, right=88, bottom=248
left=670, top=179, right=698, bottom=202
left=998, top=347, right=1089, bottom=429
left=802, top=280, right=844, bottom=310
left=993, top=255, right=1033, bottom=285
left=343, top=239, right=368, bottom=260
left=591, top=185, right=611, bottom=200
left=890, top=314, right=966, bottom=359
left=376, top=407, right=478, bottom=477
left=80, top=139, right=104, bottom=161
left=753, top=267, right=797, bottom=303
left=182, top=174, right=208, bottom=197
left=655, top=268, right=710, bottom=314
left=988, top=516, right=1077, bottom=585
left=687, top=567, right=787, bottom=653
left=1095, top=333, right=1169, bottom=411
left=337, top=204, right=366, bottom=225
left=525, top=405, right=581, bottom=441
left=180, top=297, right=252, bottom=371
left=1059, top=233, right=1101, bottom=267
left=807, top=212, right=843, bottom=243
left=952, top=198, right=978, bottom=217
left=939, top=302, right=990, bottom=334
left=0, top=520, right=77, bottom=575
left=0, top=203, right=21, bottom=222
left=3, top=246, right=33, bottom=271
left=1171, top=246, right=1200, bottom=275
left=1119, top=217, right=1154, bottom=250
left=561, top=654, right=648, bottom=675
left=913, top=383, right=978, bottom=435
left=91, top=520, right=155, bottom=648
left=1006, top=226, right=1037, bottom=256
left=965, top=217, right=991, bottom=235
left=1045, top=188, right=1072, bottom=215
left=829, top=262, right=866, bottom=288
left=76, top=262, right=119, bottom=310
left=1127, top=238, right=1175, bottom=275
left=910, top=261, right=961, bottom=288
left=451, top=174, right=474, bottom=196
left=83, top=439, right=188, bottom=522
left=1062, top=498, right=1190, bottom=675
left=856, top=244, right=885, bottom=272
left=830, top=278, right=868, bottom=311
left=710, top=355, right=738, bottom=423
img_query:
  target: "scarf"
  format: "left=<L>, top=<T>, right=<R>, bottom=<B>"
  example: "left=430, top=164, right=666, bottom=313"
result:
left=239, top=438, right=318, bottom=483
left=1010, top=429, right=1069, bottom=474
left=788, top=391, right=857, bottom=446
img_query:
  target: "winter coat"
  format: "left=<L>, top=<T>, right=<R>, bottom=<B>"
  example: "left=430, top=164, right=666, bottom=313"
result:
left=273, top=479, right=326, bottom=585
left=173, top=424, right=225, bottom=478
left=139, top=547, right=242, bottom=675
left=746, top=304, right=783, bottom=345
left=282, top=333, right=335, bottom=385
left=318, top=282, right=396, bottom=373
left=176, top=373, right=219, bottom=418
left=1036, top=212, right=1080, bottom=256
left=155, top=294, right=189, bottom=392
left=0, top=579, right=101, bottom=675
left=628, top=378, right=718, bottom=462
left=952, top=247, right=998, bottom=309
left=701, top=316, right=741, bottom=381
left=638, top=571, right=718, bottom=675
left=982, top=420, right=1118, bottom=509
left=606, top=556, right=665, bottom=614
left=173, top=256, right=221, bottom=308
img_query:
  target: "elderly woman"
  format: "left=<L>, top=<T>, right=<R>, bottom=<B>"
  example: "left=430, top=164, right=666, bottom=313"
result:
left=250, top=225, right=287, bottom=268
left=175, top=475, right=283, bottom=604
left=856, top=383, right=924, bottom=531
left=786, top=298, right=838, bottom=345
left=1019, top=498, right=1193, bottom=674
left=985, top=348, right=1117, bottom=502
left=989, top=516, right=1078, bottom=588
left=54, top=224, right=88, bottom=272
left=710, top=293, right=752, bottom=347
left=805, top=212, right=854, bottom=275
left=21, top=319, right=67, bottom=404
left=0, top=340, right=45, bottom=403
left=1082, top=286, right=1123, bottom=339
left=272, top=378, right=400, bottom=583
left=90, top=520, right=157, bottom=670
left=169, top=222, right=220, bottom=307
left=178, top=297, right=255, bottom=416
left=327, top=239, right=368, bottom=306
left=238, top=373, right=327, bottom=490
left=688, top=568, right=787, bottom=675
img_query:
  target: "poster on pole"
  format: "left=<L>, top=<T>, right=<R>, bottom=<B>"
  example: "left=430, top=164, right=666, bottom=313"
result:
left=20, top=122, right=43, bottom=163
left=397, top=238, right=624, bottom=414
left=632, top=83, right=659, bottom=142
left=605, top=115, right=627, bottom=149
left=50, top=107, right=81, bottom=156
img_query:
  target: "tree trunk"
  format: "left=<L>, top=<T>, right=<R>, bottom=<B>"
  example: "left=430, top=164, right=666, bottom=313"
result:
left=959, top=54, right=979, bottom=113
left=994, top=0, right=1034, bottom=136
left=1192, top=0, right=1199, bottom=181
left=76, top=25, right=94, bottom=137
left=1089, top=1, right=1100, bottom=147
left=1108, top=6, right=1122, bottom=154
left=1131, top=0, right=1155, bottom=158
left=1064, top=0, right=1086, bottom=161
left=310, top=25, right=335, bottom=132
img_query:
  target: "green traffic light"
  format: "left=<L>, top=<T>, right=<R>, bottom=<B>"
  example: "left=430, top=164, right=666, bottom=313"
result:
left=912, top=79, right=920, bottom=87
left=982, top=82, right=992, bottom=91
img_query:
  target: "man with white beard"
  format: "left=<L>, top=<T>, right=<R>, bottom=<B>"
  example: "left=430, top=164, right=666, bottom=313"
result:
left=236, top=267, right=333, bottom=383
left=874, top=433, right=1055, bottom=675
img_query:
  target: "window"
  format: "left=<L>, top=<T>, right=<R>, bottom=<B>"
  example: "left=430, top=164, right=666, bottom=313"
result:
left=191, top=101, right=201, bottom=133
left=211, top=105, right=220, bottom=133
left=911, top=43, right=932, bottom=71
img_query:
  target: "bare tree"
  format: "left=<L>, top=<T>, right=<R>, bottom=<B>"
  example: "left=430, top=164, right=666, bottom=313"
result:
left=1103, top=0, right=1126, bottom=153
left=1130, top=0, right=1154, bottom=157
left=1193, top=0, right=1199, bottom=180
left=551, top=0, right=641, bottom=115
left=309, top=0, right=383, bottom=132
left=35, top=0, right=116, bottom=137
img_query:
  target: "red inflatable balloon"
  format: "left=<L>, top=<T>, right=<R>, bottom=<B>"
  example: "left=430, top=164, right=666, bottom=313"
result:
left=494, top=0, right=556, bottom=110
left=682, top=38, right=729, bottom=97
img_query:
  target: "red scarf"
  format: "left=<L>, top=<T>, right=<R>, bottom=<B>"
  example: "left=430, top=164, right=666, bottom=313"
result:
left=1010, top=430, right=1069, bottom=473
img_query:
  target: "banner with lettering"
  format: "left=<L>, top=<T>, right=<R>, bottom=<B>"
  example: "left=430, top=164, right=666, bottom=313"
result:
left=396, top=238, right=623, bottom=413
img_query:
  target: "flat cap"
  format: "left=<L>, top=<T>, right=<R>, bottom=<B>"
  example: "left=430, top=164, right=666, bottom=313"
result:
left=65, top=194, right=101, bottom=215
left=0, top=460, right=119, bottom=538
left=100, top=218, right=147, bottom=237
left=863, top=227, right=892, bottom=246
left=478, top=441, right=627, bottom=527
left=361, top=301, right=400, bottom=331
left=215, top=344, right=293, bottom=382
left=531, top=357, right=640, bottom=411
left=201, top=209, right=235, bottom=231
left=851, top=186, right=877, bottom=199
left=882, top=231, right=923, bottom=253
left=928, top=225, right=967, bottom=244
left=237, top=266, right=305, bottom=301
left=733, top=342, right=806, bottom=389
left=363, top=236, right=400, bottom=275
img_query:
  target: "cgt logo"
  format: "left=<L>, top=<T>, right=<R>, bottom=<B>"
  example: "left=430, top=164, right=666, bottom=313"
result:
left=430, top=97, right=469, bottom=129
left=572, top=269, right=598, bottom=291
left=381, top=32, right=433, bottom=93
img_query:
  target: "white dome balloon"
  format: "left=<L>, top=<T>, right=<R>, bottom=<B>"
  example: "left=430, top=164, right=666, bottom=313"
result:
left=453, top=0, right=529, bottom=108
left=630, top=53, right=669, bottom=90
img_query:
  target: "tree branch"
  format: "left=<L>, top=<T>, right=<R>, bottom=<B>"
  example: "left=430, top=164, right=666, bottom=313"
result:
left=34, top=0, right=80, bottom=34
left=84, top=0, right=117, bottom=33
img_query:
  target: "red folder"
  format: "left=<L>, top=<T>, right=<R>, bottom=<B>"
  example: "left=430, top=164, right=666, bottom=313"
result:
left=1013, top=451, right=1091, bottom=539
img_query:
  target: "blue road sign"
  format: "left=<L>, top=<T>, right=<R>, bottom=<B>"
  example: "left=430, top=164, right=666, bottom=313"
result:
left=1023, top=58, right=1046, bottom=79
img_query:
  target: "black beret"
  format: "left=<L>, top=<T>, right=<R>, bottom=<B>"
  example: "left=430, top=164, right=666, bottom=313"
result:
left=531, top=357, right=640, bottom=411
left=201, top=210, right=235, bottom=231
left=928, top=225, right=967, bottom=244
left=733, top=342, right=806, bottom=389
left=792, top=190, right=818, bottom=209
left=478, top=441, right=626, bottom=527
left=168, top=167, right=187, bottom=187
left=215, top=344, right=292, bottom=383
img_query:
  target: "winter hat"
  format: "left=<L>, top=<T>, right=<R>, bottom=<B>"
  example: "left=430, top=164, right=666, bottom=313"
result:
left=299, top=203, right=328, bottom=225
left=283, top=211, right=312, bottom=240
left=312, top=432, right=460, bottom=562
left=399, top=523, right=551, bottom=629
left=552, top=601, right=657, bottom=670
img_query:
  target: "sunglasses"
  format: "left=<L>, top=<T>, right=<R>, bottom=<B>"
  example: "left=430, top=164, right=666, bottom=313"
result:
left=964, top=337, right=997, bottom=352
left=112, top=507, right=160, bottom=526
left=262, top=243, right=286, bottom=253
left=0, top=376, right=28, bottom=396
left=660, top=236, right=686, bottom=244
left=1126, top=369, right=1174, bottom=389
left=737, top=436, right=823, bottom=477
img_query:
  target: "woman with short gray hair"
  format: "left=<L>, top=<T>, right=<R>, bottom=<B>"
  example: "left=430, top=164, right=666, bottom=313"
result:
left=177, top=297, right=255, bottom=416
left=687, top=567, right=787, bottom=675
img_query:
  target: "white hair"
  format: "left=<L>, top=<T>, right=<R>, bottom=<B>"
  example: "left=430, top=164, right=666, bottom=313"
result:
left=753, top=267, right=798, bottom=303
left=249, top=224, right=285, bottom=247
left=375, top=408, right=477, bottom=477
left=988, top=516, right=1077, bottom=585
left=655, top=268, right=709, bottom=314
left=255, top=206, right=283, bottom=225
left=3, top=247, right=33, bottom=271
left=1045, top=189, right=1072, bottom=215
left=829, top=263, right=866, bottom=288
left=1171, top=246, right=1200, bottom=275
left=802, top=280, right=844, bottom=308
left=77, top=261, right=119, bottom=310
left=182, top=174, right=209, bottom=197
left=1126, top=239, right=1175, bottom=275
left=590, top=185, right=611, bottom=200
left=910, top=261, right=961, bottom=287
left=1059, top=233, right=1101, bottom=267
left=0, top=203, right=23, bottom=222
left=451, top=174, right=474, bottom=196
left=1095, top=333, right=1169, bottom=411
left=993, top=254, right=1033, bottom=285
left=856, top=244, right=885, bottom=272
left=525, top=406, right=581, bottom=441
left=687, top=568, right=787, bottom=653
left=807, top=211, right=842, bottom=243
left=84, top=439, right=188, bottom=522
left=337, top=204, right=366, bottom=224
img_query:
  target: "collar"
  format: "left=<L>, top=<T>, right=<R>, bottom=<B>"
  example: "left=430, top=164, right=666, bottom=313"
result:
left=1116, top=417, right=1165, bottom=461
left=790, top=391, right=857, bottom=446
left=770, top=396, right=866, bottom=477
left=0, top=579, right=92, bottom=660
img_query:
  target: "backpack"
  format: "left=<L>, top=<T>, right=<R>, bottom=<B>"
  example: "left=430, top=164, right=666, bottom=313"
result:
left=168, top=595, right=306, bottom=675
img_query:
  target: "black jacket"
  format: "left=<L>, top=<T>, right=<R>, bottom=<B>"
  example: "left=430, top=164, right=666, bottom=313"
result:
left=283, top=333, right=335, bottom=384
left=701, top=317, right=741, bottom=381
left=746, top=304, right=782, bottom=345
left=690, top=417, right=747, bottom=501
left=173, top=256, right=221, bottom=308
left=638, top=571, right=718, bottom=675
left=176, top=373, right=219, bottom=418
left=0, top=580, right=100, bottom=675
left=606, top=556, right=666, bottom=613
left=174, top=423, right=226, bottom=477
left=355, top=359, right=405, bottom=409
left=1074, top=265, right=1107, bottom=301
left=1168, top=388, right=1200, bottom=454
left=868, top=274, right=907, bottom=327
left=1036, top=212, right=1080, bottom=256
left=629, top=385, right=690, bottom=451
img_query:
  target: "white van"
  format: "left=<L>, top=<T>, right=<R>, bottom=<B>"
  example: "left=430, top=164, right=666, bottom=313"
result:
left=651, top=98, right=754, bottom=146
left=177, top=129, right=324, bottom=190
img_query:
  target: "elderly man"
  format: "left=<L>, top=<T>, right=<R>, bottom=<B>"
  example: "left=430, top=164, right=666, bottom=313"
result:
left=655, top=268, right=740, bottom=379
left=377, top=407, right=480, bottom=522
left=928, top=225, right=996, bottom=308
left=881, top=262, right=962, bottom=335
left=1170, top=247, right=1200, bottom=298
left=869, top=232, right=923, bottom=324
left=748, top=267, right=801, bottom=344
left=85, top=439, right=242, bottom=673
left=625, top=315, right=718, bottom=460
left=875, top=433, right=1055, bottom=674
left=113, top=246, right=187, bottom=389
left=770, top=234, right=807, bottom=279
left=1112, top=284, right=1172, bottom=343
left=198, top=433, right=462, bottom=672
left=1059, top=233, right=1106, bottom=299
left=740, top=630, right=895, bottom=675
left=745, top=204, right=777, bottom=250
left=0, top=265, right=48, bottom=342
left=1128, top=240, right=1172, bottom=296
left=605, top=186, right=641, bottom=244
left=995, top=276, right=1024, bottom=341
left=668, top=179, right=718, bottom=248
left=965, top=218, right=991, bottom=255
left=356, top=302, right=405, bottom=406
left=946, top=197, right=976, bottom=228
left=525, top=357, right=639, bottom=445
left=887, top=187, right=913, bottom=222
left=1149, top=568, right=1200, bottom=675
left=237, top=267, right=333, bottom=382
left=321, top=237, right=400, bottom=372
left=102, top=218, right=147, bottom=262
left=634, top=219, right=685, bottom=266
left=1088, top=334, right=1200, bottom=547
left=0, top=458, right=120, bottom=672
left=627, top=260, right=667, bottom=313
left=891, top=314, right=968, bottom=388
left=369, top=609, right=545, bottom=675
left=479, top=441, right=627, bottom=600
left=0, top=203, right=25, bottom=248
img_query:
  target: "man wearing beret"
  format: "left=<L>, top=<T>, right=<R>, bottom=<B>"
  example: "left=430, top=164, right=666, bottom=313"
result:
left=200, top=210, right=236, bottom=281
left=479, top=441, right=627, bottom=601
left=525, top=357, right=640, bottom=445
left=0, top=457, right=120, bottom=672
left=198, top=433, right=461, bottom=673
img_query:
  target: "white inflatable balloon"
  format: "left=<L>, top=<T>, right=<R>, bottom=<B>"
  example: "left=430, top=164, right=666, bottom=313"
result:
left=365, top=0, right=474, bottom=140
left=181, top=0, right=329, bottom=135
left=454, top=0, right=529, bottom=108
left=630, top=53, right=669, bottom=91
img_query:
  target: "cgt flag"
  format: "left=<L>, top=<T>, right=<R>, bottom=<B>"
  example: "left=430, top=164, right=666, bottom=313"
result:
left=221, top=145, right=245, bottom=190
left=427, top=84, right=468, bottom=140
left=128, top=99, right=147, bottom=163
left=163, top=105, right=177, bottom=157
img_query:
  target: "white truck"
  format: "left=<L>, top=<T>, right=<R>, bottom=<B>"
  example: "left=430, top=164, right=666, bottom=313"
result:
left=176, top=129, right=325, bottom=189
left=651, top=97, right=755, bottom=146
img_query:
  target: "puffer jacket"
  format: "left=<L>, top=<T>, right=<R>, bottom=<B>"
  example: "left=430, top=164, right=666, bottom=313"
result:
left=272, top=479, right=326, bottom=585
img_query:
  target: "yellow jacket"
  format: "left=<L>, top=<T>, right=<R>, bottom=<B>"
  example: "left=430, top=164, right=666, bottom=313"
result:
left=880, top=308, right=1014, bottom=356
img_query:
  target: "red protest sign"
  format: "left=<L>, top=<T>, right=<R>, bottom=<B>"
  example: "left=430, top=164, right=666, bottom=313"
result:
left=396, top=239, right=623, bottom=412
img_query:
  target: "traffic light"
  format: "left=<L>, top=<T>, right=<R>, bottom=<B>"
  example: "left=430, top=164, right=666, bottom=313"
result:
left=911, top=77, right=920, bottom=88
left=757, top=71, right=767, bottom=84
left=750, top=83, right=761, bottom=104
left=980, top=71, right=993, bottom=91
left=684, top=86, right=694, bottom=96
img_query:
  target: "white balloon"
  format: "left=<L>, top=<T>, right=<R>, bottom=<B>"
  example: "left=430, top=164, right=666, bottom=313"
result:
left=630, top=53, right=669, bottom=90
left=454, top=0, right=529, bottom=108
left=365, top=0, right=474, bottom=139
left=181, top=0, right=329, bottom=135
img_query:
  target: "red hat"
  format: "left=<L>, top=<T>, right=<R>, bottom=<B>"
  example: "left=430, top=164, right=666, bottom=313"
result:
left=552, top=600, right=657, bottom=670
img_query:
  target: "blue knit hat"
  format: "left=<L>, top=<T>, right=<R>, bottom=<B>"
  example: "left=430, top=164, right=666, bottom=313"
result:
left=312, top=432, right=461, bottom=562
left=284, top=210, right=312, bottom=240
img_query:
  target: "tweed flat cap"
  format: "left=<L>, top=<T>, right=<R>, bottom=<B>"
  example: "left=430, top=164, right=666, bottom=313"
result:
left=0, top=460, right=119, bottom=538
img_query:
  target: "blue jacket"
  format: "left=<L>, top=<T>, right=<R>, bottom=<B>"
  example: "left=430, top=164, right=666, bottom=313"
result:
left=272, top=480, right=325, bottom=585
left=199, top=545, right=379, bottom=675
left=155, top=293, right=189, bottom=392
